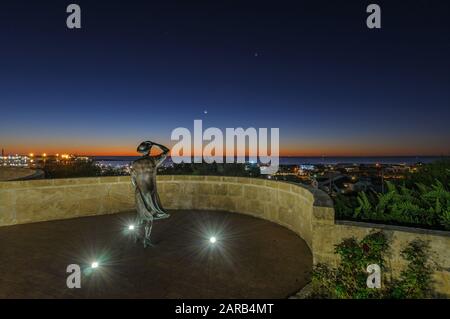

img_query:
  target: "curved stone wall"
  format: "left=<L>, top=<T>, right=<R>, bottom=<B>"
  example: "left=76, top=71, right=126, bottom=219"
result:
left=0, top=175, right=448, bottom=296
left=0, top=175, right=332, bottom=251
left=156, top=175, right=334, bottom=250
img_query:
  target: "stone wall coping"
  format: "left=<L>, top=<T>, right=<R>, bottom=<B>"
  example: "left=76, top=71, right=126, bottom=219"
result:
left=336, top=220, right=450, bottom=237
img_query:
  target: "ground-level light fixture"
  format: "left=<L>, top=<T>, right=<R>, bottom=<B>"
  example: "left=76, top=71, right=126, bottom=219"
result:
left=209, top=236, right=217, bottom=244
left=91, top=261, right=99, bottom=269
left=128, top=224, right=135, bottom=231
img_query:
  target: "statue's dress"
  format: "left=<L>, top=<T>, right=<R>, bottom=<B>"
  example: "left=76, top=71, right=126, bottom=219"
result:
left=131, top=155, right=167, bottom=221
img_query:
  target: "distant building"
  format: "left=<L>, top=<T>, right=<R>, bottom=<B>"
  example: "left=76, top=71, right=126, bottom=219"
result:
left=0, top=154, right=30, bottom=167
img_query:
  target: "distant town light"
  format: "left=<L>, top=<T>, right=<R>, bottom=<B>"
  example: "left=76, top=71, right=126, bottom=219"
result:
left=42, top=153, right=47, bottom=157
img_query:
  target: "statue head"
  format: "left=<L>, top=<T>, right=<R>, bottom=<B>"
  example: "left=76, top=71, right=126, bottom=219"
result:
left=137, top=141, right=153, bottom=154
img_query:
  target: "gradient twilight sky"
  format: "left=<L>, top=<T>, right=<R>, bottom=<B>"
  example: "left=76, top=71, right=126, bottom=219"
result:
left=0, top=0, right=449, bottom=156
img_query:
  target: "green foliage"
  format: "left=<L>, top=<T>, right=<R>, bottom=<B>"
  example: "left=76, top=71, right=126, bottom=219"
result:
left=391, top=240, right=433, bottom=298
left=333, top=194, right=357, bottom=219
left=312, top=232, right=434, bottom=299
left=335, top=179, right=450, bottom=230
left=362, top=181, right=448, bottom=230
left=312, top=231, right=388, bottom=299
left=353, top=191, right=373, bottom=219
left=405, top=159, right=450, bottom=187
left=335, top=160, right=450, bottom=230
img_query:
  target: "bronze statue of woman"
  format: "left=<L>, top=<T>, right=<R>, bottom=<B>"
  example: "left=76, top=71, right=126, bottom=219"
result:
left=131, top=141, right=170, bottom=247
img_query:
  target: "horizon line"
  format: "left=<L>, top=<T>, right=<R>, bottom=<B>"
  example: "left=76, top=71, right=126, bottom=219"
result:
left=5, top=153, right=448, bottom=158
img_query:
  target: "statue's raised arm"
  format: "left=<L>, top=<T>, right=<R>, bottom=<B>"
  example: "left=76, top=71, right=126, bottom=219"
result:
left=152, top=142, right=170, bottom=167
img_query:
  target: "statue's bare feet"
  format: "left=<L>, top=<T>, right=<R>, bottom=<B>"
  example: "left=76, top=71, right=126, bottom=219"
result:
left=154, top=212, right=170, bottom=220
left=143, top=238, right=154, bottom=248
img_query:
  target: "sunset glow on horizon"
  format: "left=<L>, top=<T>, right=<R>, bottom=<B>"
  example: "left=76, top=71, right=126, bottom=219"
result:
left=2, top=142, right=448, bottom=158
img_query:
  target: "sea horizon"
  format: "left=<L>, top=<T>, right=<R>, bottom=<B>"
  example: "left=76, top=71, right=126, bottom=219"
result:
left=93, top=155, right=448, bottom=167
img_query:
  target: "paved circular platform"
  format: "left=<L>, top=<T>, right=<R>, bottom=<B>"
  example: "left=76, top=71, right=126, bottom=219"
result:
left=0, top=210, right=312, bottom=298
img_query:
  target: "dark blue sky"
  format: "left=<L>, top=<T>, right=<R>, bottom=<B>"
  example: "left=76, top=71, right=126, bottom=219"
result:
left=0, top=0, right=449, bottom=155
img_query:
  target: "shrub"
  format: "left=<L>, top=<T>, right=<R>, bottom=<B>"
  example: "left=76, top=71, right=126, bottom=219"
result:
left=390, top=240, right=433, bottom=298
left=312, top=231, right=388, bottom=299
left=334, top=159, right=450, bottom=230
left=335, top=180, right=450, bottom=230
left=405, top=159, right=450, bottom=187
left=312, top=232, right=434, bottom=299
